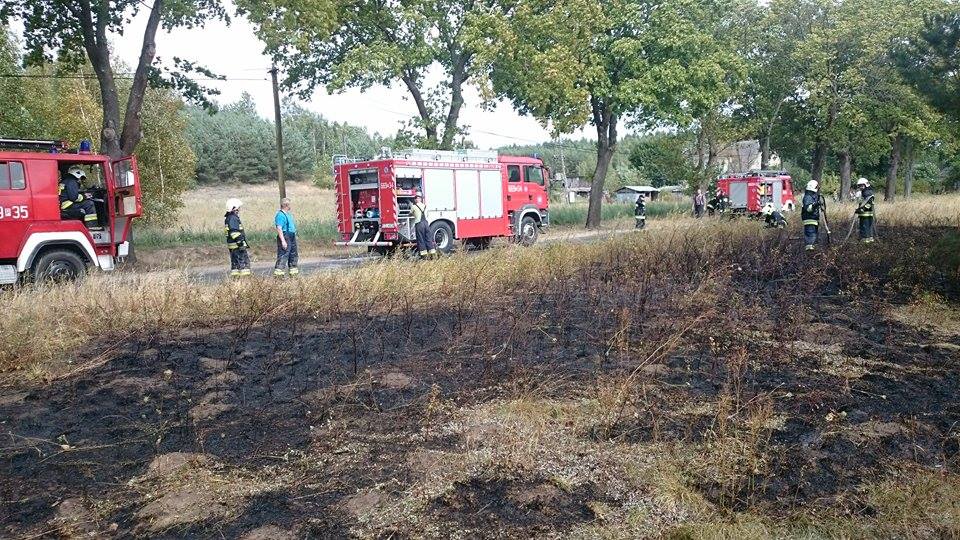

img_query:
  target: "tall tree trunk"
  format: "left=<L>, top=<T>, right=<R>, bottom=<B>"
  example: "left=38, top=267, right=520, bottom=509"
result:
left=811, top=142, right=828, bottom=183
left=885, top=133, right=902, bottom=202
left=839, top=149, right=852, bottom=201
left=760, top=134, right=772, bottom=170
left=586, top=100, right=617, bottom=229
left=904, top=139, right=916, bottom=198
left=402, top=72, right=438, bottom=147
left=119, top=0, right=164, bottom=156
left=440, top=57, right=468, bottom=150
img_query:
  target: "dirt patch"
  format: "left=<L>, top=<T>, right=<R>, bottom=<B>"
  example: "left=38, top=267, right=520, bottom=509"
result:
left=136, top=487, right=231, bottom=532
left=240, top=524, right=297, bottom=540
left=145, top=452, right=210, bottom=478
left=341, top=490, right=390, bottom=518
left=430, top=478, right=600, bottom=532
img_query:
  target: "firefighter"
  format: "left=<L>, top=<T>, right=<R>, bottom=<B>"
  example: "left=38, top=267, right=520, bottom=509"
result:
left=59, top=166, right=98, bottom=227
left=224, top=198, right=251, bottom=277
left=706, top=188, right=727, bottom=216
left=411, top=194, right=438, bottom=258
left=800, top=180, right=825, bottom=251
left=761, top=202, right=787, bottom=229
left=634, top=194, right=646, bottom=229
left=273, top=197, right=299, bottom=277
left=855, top=178, right=876, bottom=243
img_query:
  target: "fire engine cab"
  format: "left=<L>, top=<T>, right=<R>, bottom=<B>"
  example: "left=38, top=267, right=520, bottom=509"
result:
left=334, top=148, right=550, bottom=253
left=716, top=170, right=796, bottom=215
left=0, top=138, right=142, bottom=283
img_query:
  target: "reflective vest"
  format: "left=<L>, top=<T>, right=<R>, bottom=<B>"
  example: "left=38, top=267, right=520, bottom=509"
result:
left=857, top=188, right=875, bottom=218
left=224, top=212, right=246, bottom=250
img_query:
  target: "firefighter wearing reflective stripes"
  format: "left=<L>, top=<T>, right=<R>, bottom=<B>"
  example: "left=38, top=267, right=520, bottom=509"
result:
left=801, top=180, right=824, bottom=251
left=224, top=198, right=251, bottom=277
left=59, top=166, right=98, bottom=227
left=634, top=194, right=646, bottom=229
left=411, top=194, right=437, bottom=258
left=855, top=178, right=876, bottom=243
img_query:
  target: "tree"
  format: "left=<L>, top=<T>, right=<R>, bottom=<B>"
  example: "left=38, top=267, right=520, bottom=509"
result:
left=898, top=12, right=960, bottom=121
left=628, top=134, right=697, bottom=188
left=239, top=0, right=494, bottom=150
left=474, top=0, right=743, bottom=228
left=3, top=0, right=226, bottom=158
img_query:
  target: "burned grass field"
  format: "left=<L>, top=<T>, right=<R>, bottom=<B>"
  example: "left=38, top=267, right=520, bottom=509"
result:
left=2, top=211, right=960, bottom=538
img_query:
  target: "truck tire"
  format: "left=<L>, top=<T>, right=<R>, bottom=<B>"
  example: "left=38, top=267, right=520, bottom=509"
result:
left=32, top=249, right=88, bottom=282
left=431, top=221, right=455, bottom=254
left=518, top=215, right=539, bottom=246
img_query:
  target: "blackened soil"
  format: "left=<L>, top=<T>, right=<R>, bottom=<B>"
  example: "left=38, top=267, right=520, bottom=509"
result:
left=2, top=226, right=959, bottom=537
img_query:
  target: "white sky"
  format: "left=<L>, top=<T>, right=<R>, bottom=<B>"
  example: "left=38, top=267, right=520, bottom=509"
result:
left=106, top=11, right=579, bottom=150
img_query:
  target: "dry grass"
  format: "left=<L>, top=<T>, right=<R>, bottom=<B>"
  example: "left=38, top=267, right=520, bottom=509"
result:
left=169, top=182, right=335, bottom=233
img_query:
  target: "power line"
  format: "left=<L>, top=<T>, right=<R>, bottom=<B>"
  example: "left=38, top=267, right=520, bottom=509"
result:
left=0, top=73, right=267, bottom=82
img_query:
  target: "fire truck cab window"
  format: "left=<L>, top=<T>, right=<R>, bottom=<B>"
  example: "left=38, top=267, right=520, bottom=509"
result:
left=0, top=162, right=25, bottom=190
left=524, top=166, right=544, bottom=186
left=508, top=165, right=521, bottom=183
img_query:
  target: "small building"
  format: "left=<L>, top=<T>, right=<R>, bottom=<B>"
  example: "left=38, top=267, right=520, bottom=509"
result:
left=562, top=176, right=592, bottom=203
left=657, top=185, right=686, bottom=200
left=716, top=140, right=782, bottom=174
left=614, top=185, right=659, bottom=204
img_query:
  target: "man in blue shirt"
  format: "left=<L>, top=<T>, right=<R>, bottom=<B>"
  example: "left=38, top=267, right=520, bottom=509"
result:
left=274, top=197, right=299, bottom=276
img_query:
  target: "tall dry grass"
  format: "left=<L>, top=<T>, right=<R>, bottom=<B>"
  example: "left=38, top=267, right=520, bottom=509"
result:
left=2, top=193, right=958, bottom=382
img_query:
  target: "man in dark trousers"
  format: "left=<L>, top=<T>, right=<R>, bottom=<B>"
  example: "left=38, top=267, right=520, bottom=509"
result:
left=224, top=198, right=251, bottom=277
left=634, top=194, right=646, bottom=229
left=411, top=194, right=437, bottom=258
left=801, top=180, right=826, bottom=251
left=855, top=178, right=876, bottom=243
left=59, top=166, right=98, bottom=227
left=761, top=203, right=787, bottom=229
left=273, top=197, right=300, bottom=276
left=693, top=189, right=706, bottom=218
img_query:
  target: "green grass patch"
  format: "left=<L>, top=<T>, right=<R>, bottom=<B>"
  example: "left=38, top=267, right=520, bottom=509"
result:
left=136, top=219, right=340, bottom=250
left=549, top=201, right=687, bottom=226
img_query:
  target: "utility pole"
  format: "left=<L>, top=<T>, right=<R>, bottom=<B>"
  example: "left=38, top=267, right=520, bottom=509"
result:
left=270, top=65, right=287, bottom=200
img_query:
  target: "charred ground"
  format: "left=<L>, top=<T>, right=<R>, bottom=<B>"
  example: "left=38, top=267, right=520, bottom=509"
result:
left=2, top=224, right=960, bottom=538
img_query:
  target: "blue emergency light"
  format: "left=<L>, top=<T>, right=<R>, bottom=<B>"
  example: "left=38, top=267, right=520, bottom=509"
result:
left=79, top=140, right=92, bottom=154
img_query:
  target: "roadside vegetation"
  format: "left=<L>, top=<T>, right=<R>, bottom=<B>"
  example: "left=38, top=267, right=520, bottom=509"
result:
left=1, top=195, right=958, bottom=538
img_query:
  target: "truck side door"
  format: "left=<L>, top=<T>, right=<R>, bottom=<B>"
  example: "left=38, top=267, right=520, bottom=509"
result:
left=0, top=161, right=31, bottom=260
left=523, top=165, right=548, bottom=209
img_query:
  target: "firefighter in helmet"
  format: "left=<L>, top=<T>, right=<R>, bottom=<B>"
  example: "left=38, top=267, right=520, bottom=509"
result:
left=634, top=193, right=646, bottom=229
left=855, top=178, right=876, bottom=243
left=411, top=193, right=438, bottom=258
left=761, top=202, right=786, bottom=229
left=59, top=166, right=98, bottom=227
left=800, top=180, right=825, bottom=251
left=224, top=198, right=251, bottom=277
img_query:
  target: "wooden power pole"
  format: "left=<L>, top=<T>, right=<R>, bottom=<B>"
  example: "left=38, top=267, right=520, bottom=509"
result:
left=270, top=65, right=287, bottom=200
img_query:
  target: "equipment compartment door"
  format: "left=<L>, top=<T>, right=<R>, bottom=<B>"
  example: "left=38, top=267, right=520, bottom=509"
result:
left=729, top=181, right=748, bottom=208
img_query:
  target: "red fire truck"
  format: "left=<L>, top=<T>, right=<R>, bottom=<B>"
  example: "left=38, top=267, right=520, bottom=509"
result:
left=0, top=138, right=142, bottom=283
left=334, top=149, right=550, bottom=253
left=716, top=170, right=796, bottom=215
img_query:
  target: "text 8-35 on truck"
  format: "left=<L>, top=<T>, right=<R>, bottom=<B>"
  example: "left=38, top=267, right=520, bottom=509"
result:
left=0, top=138, right=143, bottom=283
left=333, top=148, right=550, bottom=254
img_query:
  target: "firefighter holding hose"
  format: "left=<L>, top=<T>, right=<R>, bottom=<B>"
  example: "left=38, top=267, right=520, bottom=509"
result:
left=855, top=178, right=876, bottom=243
left=801, top=180, right=827, bottom=251
left=411, top=193, right=438, bottom=259
left=634, top=194, right=646, bottom=229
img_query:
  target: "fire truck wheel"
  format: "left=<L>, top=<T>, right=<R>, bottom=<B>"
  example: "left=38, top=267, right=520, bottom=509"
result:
left=32, top=249, right=88, bottom=282
left=518, top=215, right=539, bottom=246
left=431, top=221, right=455, bottom=254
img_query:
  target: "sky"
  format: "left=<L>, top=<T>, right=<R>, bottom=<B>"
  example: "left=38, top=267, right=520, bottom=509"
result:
left=105, top=9, right=574, bottom=150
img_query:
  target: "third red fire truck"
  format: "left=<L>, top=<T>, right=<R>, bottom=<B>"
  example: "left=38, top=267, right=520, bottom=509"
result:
left=716, top=170, right=796, bottom=215
left=334, top=148, right=550, bottom=253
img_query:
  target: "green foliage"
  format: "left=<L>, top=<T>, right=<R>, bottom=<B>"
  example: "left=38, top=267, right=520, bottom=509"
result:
left=549, top=201, right=687, bottom=226
left=898, top=12, right=960, bottom=122
left=628, top=134, right=698, bottom=188
left=136, top=218, right=338, bottom=249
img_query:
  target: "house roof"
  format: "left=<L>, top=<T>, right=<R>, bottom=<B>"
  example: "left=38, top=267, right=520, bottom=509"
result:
left=616, top=185, right=659, bottom=193
left=658, top=185, right=684, bottom=192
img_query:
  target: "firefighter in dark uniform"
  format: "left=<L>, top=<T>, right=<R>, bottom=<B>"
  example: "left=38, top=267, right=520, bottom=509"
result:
left=761, top=203, right=787, bottom=229
left=634, top=194, right=646, bottom=229
left=707, top=188, right=728, bottom=216
left=411, top=194, right=437, bottom=258
left=855, top=178, right=876, bottom=243
left=224, top=198, right=251, bottom=277
left=59, top=166, right=98, bottom=227
left=801, top=180, right=824, bottom=251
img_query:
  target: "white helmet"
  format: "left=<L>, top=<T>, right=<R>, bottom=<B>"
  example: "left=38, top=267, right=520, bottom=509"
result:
left=856, top=177, right=869, bottom=187
left=67, top=166, right=86, bottom=180
left=806, top=180, right=819, bottom=192
left=225, top=198, right=243, bottom=212
left=761, top=203, right=774, bottom=216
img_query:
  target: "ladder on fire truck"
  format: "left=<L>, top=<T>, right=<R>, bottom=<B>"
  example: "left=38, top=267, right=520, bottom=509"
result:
left=0, top=138, right=70, bottom=152
left=333, top=147, right=499, bottom=166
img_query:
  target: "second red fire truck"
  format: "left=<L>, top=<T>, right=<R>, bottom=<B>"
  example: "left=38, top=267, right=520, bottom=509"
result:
left=334, top=148, right=550, bottom=253
left=716, top=170, right=796, bottom=215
